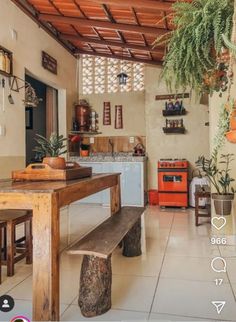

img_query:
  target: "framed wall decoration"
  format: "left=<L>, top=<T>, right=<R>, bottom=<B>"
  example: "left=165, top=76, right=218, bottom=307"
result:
left=115, top=105, right=123, bottom=129
left=42, top=51, right=57, bottom=75
left=103, top=102, right=111, bottom=125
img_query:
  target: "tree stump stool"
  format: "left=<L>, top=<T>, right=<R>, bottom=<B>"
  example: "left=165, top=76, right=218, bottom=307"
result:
left=123, top=218, right=142, bottom=257
left=78, top=255, right=112, bottom=317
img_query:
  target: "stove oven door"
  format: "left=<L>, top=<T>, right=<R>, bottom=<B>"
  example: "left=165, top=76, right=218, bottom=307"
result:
left=158, top=170, right=187, bottom=192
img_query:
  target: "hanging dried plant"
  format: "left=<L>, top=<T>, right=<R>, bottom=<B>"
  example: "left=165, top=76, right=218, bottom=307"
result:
left=154, top=0, right=234, bottom=93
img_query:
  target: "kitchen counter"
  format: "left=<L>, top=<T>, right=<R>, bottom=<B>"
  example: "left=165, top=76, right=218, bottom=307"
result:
left=70, top=153, right=147, bottom=163
left=69, top=153, right=147, bottom=207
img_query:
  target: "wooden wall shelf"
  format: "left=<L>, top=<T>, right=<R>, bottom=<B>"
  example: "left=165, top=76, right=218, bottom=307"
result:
left=69, top=131, right=102, bottom=136
left=0, top=45, right=13, bottom=77
left=163, top=127, right=186, bottom=134
left=156, top=93, right=190, bottom=101
left=0, top=70, right=13, bottom=77
left=162, top=109, right=186, bottom=117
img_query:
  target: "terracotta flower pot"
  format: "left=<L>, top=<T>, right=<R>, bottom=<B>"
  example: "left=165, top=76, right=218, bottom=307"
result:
left=212, top=193, right=234, bottom=216
left=230, top=110, right=236, bottom=130
left=226, top=130, right=236, bottom=143
left=43, top=157, right=66, bottom=169
left=80, top=150, right=89, bottom=157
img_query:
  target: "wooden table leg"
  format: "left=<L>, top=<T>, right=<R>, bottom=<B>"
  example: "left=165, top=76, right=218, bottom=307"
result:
left=6, top=220, right=14, bottom=276
left=32, top=193, right=60, bottom=321
left=110, top=176, right=121, bottom=215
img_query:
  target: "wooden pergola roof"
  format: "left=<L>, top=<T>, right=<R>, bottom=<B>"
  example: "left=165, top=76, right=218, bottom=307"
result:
left=12, top=0, right=177, bottom=65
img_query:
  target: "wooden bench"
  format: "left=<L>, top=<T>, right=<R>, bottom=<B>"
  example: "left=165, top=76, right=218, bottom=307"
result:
left=67, top=206, right=145, bottom=317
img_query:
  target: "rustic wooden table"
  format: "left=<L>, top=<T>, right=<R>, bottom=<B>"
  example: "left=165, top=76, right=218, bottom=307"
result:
left=0, top=173, right=121, bottom=321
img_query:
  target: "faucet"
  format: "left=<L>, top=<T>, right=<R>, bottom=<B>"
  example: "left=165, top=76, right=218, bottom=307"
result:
left=108, top=139, right=114, bottom=157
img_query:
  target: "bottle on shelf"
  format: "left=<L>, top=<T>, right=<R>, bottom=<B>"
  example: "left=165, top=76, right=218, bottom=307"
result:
left=4, top=53, right=10, bottom=74
left=0, top=50, right=6, bottom=72
left=72, top=118, right=79, bottom=131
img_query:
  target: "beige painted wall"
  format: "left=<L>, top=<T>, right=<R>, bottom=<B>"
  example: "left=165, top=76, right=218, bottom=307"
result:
left=145, top=66, right=210, bottom=189
left=79, top=64, right=210, bottom=189
left=209, top=65, right=236, bottom=235
left=0, top=0, right=77, bottom=178
left=79, top=91, right=146, bottom=137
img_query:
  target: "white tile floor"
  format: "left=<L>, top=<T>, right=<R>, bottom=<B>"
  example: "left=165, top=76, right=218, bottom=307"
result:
left=0, top=204, right=236, bottom=321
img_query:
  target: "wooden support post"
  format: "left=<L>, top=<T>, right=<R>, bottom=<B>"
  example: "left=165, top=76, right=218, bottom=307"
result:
left=123, top=218, right=142, bottom=257
left=110, top=176, right=121, bottom=215
left=79, top=255, right=112, bottom=317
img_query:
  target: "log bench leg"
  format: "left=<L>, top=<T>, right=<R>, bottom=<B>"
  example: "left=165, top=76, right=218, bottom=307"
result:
left=79, top=255, right=112, bottom=317
left=123, top=218, right=142, bottom=257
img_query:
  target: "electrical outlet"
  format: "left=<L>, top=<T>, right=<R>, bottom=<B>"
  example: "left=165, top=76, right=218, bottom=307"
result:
left=129, top=136, right=135, bottom=144
left=90, top=137, right=95, bottom=144
left=11, top=29, right=18, bottom=40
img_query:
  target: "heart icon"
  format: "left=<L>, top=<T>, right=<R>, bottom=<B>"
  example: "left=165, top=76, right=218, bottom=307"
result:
left=211, top=216, right=227, bottom=230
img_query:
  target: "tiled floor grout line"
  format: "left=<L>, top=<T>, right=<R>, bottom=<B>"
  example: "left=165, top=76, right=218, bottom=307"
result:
left=60, top=295, right=79, bottom=319
left=4, top=272, right=32, bottom=296
left=150, top=311, right=224, bottom=321
left=147, top=212, right=175, bottom=320
left=218, top=245, right=236, bottom=303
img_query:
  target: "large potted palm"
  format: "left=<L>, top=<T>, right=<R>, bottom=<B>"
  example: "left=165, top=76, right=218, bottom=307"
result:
left=196, top=154, right=235, bottom=215
left=34, top=132, right=67, bottom=169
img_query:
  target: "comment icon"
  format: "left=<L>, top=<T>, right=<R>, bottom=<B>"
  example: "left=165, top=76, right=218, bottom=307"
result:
left=211, top=257, right=227, bottom=273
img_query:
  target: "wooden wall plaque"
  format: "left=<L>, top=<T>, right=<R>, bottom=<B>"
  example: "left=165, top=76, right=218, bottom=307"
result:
left=103, top=102, right=111, bottom=125
left=155, top=93, right=190, bottom=101
left=42, top=51, right=57, bottom=74
left=115, top=105, right=123, bottom=129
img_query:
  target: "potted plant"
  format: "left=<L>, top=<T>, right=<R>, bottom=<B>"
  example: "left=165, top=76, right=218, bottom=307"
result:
left=196, top=154, right=235, bottom=215
left=153, top=0, right=233, bottom=94
left=34, top=132, right=67, bottom=169
left=80, top=144, right=90, bottom=157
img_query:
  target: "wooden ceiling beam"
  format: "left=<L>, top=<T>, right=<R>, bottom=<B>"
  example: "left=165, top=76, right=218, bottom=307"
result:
left=76, top=49, right=163, bottom=66
left=39, top=14, right=168, bottom=36
left=86, top=0, right=173, bottom=12
left=61, top=33, right=163, bottom=54
left=101, top=3, right=130, bottom=58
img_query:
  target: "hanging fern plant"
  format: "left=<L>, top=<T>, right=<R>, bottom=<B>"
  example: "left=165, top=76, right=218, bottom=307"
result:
left=154, top=0, right=234, bottom=94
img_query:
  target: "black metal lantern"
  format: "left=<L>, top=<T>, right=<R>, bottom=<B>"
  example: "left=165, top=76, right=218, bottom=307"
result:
left=117, top=72, right=128, bottom=85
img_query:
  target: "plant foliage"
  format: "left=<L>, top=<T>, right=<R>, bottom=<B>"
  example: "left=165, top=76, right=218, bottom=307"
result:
left=223, top=34, right=236, bottom=56
left=34, top=132, right=67, bottom=157
left=154, top=0, right=233, bottom=92
left=212, top=100, right=234, bottom=159
left=196, top=154, right=235, bottom=194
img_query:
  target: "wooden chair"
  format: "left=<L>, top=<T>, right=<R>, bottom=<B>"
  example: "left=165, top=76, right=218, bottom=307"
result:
left=67, top=206, right=144, bottom=317
left=0, top=210, right=32, bottom=277
left=0, top=221, right=7, bottom=284
left=195, top=185, right=211, bottom=226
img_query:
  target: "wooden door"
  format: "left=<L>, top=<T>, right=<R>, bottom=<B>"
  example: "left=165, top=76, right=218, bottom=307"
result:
left=46, top=86, right=58, bottom=138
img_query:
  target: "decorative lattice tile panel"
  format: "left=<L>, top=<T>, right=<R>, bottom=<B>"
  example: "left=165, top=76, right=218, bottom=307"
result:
left=81, top=55, right=144, bottom=94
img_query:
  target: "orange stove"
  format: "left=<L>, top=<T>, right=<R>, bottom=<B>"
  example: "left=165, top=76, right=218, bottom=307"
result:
left=158, top=159, right=188, bottom=207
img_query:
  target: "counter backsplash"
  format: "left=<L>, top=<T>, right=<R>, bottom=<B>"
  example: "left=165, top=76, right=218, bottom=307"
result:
left=69, top=135, right=146, bottom=155
left=70, top=153, right=147, bottom=163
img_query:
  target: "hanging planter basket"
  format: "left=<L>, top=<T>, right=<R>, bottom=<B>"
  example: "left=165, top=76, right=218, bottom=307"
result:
left=226, top=130, right=236, bottom=143
left=230, top=109, right=236, bottom=130
left=212, top=193, right=234, bottom=216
